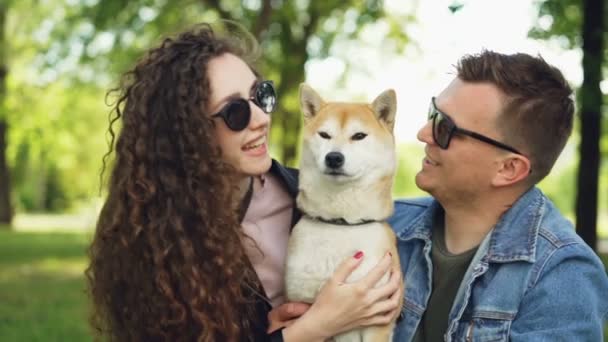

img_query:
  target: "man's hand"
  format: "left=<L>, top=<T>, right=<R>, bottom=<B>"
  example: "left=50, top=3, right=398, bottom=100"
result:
left=267, top=302, right=311, bottom=333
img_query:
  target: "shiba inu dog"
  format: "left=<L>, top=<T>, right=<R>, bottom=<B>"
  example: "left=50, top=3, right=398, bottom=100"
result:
left=285, top=84, right=402, bottom=341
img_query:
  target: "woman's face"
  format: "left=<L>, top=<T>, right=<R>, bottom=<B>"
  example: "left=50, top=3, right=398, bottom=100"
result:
left=207, top=53, right=272, bottom=177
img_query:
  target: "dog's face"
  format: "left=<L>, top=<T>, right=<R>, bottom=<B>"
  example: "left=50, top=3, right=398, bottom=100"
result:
left=299, top=84, right=397, bottom=184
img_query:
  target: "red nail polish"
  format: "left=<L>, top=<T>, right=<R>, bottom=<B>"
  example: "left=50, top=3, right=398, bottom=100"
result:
left=354, top=251, right=364, bottom=259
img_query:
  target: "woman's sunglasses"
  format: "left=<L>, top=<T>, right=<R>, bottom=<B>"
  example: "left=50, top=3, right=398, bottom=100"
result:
left=428, top=97, right=523, bottom=155
left=211, top=80, right=277, bottom=131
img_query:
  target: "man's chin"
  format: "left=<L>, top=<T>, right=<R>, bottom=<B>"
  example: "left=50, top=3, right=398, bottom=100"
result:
left=415, top=174, right=433, bottom=193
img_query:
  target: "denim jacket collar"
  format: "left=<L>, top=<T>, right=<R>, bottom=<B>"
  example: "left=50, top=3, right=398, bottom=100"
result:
left=395, top=200, right=439, bottom=242
left=485, top=187, right=545, bottom=263
left=396, top=187, right=545, bottom=263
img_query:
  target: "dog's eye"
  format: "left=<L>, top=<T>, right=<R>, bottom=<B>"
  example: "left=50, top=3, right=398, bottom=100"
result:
left=318, top=132, right=331, bottom=139
left=351, top=132, right=367, bottom=141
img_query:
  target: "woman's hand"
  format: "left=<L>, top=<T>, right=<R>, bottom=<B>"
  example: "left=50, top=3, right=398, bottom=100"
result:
left=281, top=251, right=403, bottom=341
left=267, top=302, right=311, bottom=333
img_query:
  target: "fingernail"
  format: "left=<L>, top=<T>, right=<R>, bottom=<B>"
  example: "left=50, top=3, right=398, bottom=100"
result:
left=354, top=251, right=364, bottom=259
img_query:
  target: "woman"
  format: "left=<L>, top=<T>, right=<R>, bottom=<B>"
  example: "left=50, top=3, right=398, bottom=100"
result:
left=86, top=22, right=402, bottom=341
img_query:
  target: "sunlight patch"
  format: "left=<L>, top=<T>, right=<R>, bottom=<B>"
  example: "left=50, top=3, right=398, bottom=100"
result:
left=0, top=258, right=86, bottom=282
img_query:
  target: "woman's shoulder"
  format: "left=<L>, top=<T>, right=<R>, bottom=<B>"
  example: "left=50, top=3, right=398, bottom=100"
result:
left=269, top=159, right=298, bottom=198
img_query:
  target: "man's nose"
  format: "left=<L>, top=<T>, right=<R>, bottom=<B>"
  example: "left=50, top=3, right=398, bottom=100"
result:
left=417, top=120, right=434, bottom=145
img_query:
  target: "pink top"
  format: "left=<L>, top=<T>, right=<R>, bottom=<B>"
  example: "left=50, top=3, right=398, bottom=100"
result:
left=241, top=172, right=293, bottom=307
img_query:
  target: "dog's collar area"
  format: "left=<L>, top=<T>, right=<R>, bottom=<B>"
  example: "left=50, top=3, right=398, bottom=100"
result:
left=305, top=214, right=377, bottom=226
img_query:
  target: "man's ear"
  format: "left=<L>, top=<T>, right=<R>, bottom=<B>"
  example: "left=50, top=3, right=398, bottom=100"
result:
left=371, top=89, right=397, bottom=132
left=492, top=155, right=532, bottom=187
left=300, top=83, right=324, bottom=124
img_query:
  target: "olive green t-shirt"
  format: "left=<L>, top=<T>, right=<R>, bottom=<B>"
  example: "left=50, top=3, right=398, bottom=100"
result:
left=413, top=214, right=478, bottom=342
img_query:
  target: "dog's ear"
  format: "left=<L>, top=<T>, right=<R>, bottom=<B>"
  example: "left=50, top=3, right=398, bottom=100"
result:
left=300, top=83, right=325, bottom=123
left=371, top=89, right=397, bottom=132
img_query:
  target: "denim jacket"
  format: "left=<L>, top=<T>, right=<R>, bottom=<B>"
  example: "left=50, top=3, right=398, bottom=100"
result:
left=388, top=187, right=608, bottom=341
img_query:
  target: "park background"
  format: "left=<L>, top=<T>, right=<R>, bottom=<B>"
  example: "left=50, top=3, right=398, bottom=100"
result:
left=0, top=0, right=607, bottom=340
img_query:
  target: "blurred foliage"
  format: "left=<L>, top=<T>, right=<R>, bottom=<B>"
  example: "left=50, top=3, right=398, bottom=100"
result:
left=6, top=0, right=111, bottom=212
left=530, top=0, right=608, bottom=184
left=539, top=160, right=577, bottom=218
left=7, top=81, right=107, bottom=212
left=529, top=0, right=608, bottom=53
left=2, top=0, right=414, bottom=213
left=394, top=142, right=426, bottom=198
left=40, top=0, right=413, bottom=165
left=529, top=0, right=584, bottom=45
left=3, top=0, right=607, bottom=225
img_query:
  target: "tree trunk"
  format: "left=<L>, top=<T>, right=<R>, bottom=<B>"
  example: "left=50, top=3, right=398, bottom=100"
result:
left=575, top=0, right=604, bottom=251
left=276, top=8, right=320, bottom=166
left=0, top=2, right=12, bottom=226
left=276, top=60, right=304, bottom=167
left=0, top=121, right=11, bottom=225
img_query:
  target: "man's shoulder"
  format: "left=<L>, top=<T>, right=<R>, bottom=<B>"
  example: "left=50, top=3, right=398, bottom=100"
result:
left=536, top=215, right=601, bottom=270
left=392, top=197, right=433, bottom=217
left=388, top=197, right=434, bottom=234
left=499, top=188, right=582, bottom=255
left=394, top=197, right=434, bottom=208
left=535, top=196, right=586, bottom=251
left=513, top=193, right=604, bottom=278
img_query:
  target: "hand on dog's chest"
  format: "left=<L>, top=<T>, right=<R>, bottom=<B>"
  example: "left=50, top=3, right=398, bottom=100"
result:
left=284, top=219, right=391, bottom=302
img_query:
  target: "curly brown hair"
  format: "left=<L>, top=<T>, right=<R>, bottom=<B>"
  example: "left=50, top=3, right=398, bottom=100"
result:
left=87, top=23, right=265, bottom=341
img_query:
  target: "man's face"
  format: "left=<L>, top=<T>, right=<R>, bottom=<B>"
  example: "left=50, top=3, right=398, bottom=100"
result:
left=415, top=78, right=509, bottom=203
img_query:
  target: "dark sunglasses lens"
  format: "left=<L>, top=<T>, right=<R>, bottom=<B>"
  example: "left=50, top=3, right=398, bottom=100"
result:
left=433, top=112, right=451, bottom=148
left=428, top=103, right=435, bottom=120
left=255, top=81, right=276, bottom=113
left=224, top=100, right=251, bottom=131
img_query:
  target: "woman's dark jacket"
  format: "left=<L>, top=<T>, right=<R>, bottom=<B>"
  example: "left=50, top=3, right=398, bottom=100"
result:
left=245, top=160, right=299, bottom=342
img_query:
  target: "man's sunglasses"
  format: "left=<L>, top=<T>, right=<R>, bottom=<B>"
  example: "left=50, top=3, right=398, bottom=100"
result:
left=428, top=97, right=523, bottom=155
left=211, top=80, right=277, bottom=131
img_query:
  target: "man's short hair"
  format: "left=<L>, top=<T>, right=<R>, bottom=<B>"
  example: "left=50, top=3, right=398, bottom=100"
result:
left=456, top=50, right=574, bottom=184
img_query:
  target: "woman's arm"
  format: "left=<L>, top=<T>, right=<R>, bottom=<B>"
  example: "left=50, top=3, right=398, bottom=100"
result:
left=270, top=252, right=403, bottom=341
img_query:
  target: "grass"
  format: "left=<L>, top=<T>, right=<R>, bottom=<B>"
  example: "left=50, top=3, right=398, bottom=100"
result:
left=0, top=229, right=92, bottom=341
left=0, top=228, right=606, bottom=341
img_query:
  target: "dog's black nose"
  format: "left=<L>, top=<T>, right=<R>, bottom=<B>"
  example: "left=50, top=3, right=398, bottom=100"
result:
left=325, top=152, right=344, bottom=169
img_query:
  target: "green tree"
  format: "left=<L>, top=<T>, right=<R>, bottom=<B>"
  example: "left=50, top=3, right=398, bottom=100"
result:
left=1, top=0, right=114, bottom=218
left=0, top=0, right=412, bottom=221
left=65, top=0, right=410, bottom=166
left=530, top=0, right=606, bottom=251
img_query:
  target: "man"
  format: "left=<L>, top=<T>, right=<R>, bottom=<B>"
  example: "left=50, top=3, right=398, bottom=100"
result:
left=389, top=50, right=608, bottom=341
left=269, top=50, right=608, bottom=341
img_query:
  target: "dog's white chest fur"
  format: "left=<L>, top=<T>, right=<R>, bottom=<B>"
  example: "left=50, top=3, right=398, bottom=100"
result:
left=285, top=217, right=392, bottom=302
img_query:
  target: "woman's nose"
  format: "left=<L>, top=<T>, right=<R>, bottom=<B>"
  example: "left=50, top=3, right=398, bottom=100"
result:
left=248, top=101, right=271, bottom=129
